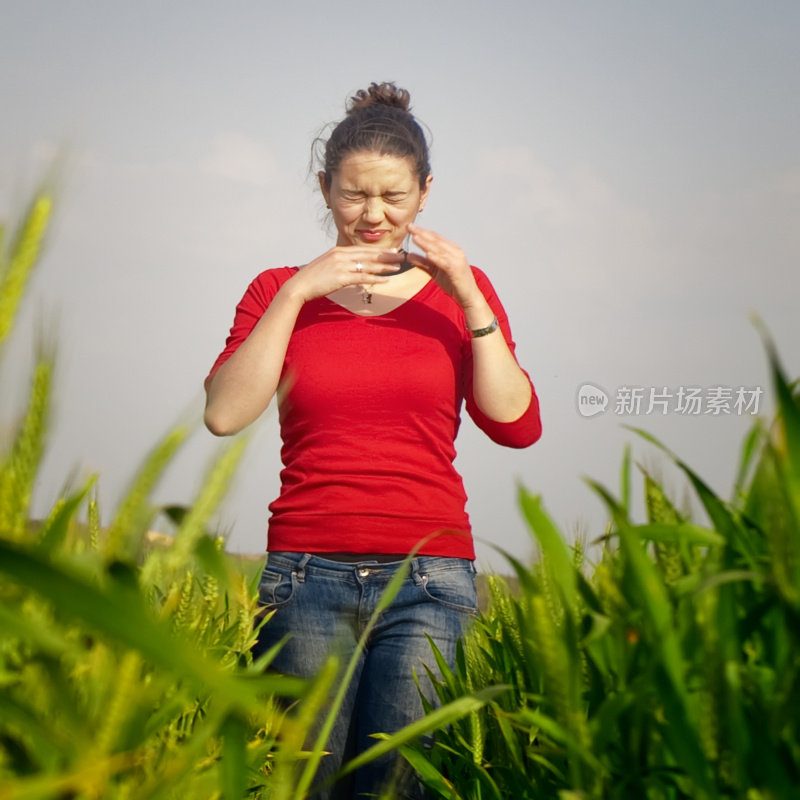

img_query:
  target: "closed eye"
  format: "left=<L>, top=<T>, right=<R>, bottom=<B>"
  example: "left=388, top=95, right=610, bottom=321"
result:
left=339, top=191, right=408, bottom=202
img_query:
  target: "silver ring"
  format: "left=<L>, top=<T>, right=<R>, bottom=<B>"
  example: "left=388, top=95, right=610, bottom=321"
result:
left=354, top=262, right=363, bottom=273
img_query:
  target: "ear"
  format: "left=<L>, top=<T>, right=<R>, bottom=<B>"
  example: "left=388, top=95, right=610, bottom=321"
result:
left=418, top=174, right=433, bottom=212
left=318, top=171, right=331, bottom=207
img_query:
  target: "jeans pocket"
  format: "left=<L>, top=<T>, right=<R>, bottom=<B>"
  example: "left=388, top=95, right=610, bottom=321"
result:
left=420, top=564, right=478, bottom=615
left=257, top=565, right=296, bottom=609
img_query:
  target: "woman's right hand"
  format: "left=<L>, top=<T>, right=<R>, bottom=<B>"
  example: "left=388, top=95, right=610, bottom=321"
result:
left=205, top=246, right=402, bottom=435
left=283, top=246, right=404, bottom=303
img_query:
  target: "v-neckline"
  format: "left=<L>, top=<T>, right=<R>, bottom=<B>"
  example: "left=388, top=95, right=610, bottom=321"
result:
left=322, top=273, right=434, bottom=318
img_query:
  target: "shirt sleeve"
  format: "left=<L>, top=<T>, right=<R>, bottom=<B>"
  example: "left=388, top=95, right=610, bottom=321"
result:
left=462, top=268, right=542, bottom=448
left=204, top=267, right=296, bottom=388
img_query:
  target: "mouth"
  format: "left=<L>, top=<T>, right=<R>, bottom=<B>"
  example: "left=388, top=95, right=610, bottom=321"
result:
left=357, top=229, right=388, bottom=244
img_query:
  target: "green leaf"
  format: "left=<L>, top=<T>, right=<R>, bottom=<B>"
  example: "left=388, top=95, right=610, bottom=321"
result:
left=36, top=476, right=96, bottom=552
left=758, top=320, right=800, bottom=497
left=620, top=444, right=632, bottom=515
left=219, top=713, right=248, bottom=800
left=338, top=687, right=509, bottom=777
left=510, top=707, right=605, bottom=774
left=398, top=745, right=460, bottom=798
left=628, top=522, right=725, bottom=548
left=518, top=486, right=578, bottom=616
left=733, top=419, right=766, bottom=503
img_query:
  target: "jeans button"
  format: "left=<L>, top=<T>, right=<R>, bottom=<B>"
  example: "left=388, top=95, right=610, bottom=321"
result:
left=358, top=567, right=370, bottom=578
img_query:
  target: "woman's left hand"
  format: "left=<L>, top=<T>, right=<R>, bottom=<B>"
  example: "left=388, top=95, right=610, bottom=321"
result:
left=407, top=225, right=532, bottom=424
left=405, top=224, right=484, bottom=312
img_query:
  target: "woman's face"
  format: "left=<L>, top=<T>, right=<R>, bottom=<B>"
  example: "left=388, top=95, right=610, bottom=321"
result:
left=319, top=150, right=432, bottom=251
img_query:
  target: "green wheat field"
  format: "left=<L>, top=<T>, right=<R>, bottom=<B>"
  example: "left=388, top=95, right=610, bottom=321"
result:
left=1, top=181, right=798, bottom=799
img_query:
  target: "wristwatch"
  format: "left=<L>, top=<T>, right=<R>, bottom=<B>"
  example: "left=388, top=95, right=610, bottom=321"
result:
left=469, top=316, right=499, bottom=338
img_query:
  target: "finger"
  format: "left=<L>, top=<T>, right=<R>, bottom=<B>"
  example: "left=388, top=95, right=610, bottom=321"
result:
left=404, top=252, right=437, bottom=272
left=339, top=247, right=404, bottom=260
left=343, top=250, right=403, bottom=270
left=407, top=248, right=459, bottom=279
left=344, top=264, right=395, bottom=290
left=408, top=253, right=442, bottom=280
left=408, top=234, right=460, bottom=267
left=351, top=261, right=401, bottom=277
left=408, top=224, right=450, bottom=248
left=408, top=223, right=433, bottom=238
left=407, top=224, right=436, bottom=249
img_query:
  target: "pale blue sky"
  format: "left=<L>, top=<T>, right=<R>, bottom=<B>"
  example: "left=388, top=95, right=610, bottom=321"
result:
left=2, top=1, right=798, bottom=568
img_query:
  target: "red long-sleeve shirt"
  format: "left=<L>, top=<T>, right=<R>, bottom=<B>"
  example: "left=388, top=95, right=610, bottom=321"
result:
left=207, top=266, right=541, bottom=559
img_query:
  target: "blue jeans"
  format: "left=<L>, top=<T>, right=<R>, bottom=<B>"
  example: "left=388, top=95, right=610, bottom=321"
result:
left=253, top=552, right=478, bottom=799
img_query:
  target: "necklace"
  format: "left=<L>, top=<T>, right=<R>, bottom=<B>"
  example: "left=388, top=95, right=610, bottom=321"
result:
left=361, top=250, right=415, bottom=304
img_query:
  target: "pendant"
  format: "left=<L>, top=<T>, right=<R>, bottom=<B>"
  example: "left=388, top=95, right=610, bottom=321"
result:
left=362, top=289, right=372, bottom=304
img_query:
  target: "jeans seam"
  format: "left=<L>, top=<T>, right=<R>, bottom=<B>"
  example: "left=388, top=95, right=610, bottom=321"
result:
left=419, top=574, right=478, bottom=616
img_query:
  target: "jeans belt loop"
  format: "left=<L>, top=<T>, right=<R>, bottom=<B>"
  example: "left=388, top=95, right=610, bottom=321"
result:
left=295, top=553, right=312, bottom=583
left=410, top=557, right=424, bottom=586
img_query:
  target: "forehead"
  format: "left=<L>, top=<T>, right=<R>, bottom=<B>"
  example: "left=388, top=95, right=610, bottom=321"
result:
left=333, top=151, right=418, bottom=189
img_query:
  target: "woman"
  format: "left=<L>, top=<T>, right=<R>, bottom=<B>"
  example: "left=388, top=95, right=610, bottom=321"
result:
left=205, top=82, right=541, bottom=798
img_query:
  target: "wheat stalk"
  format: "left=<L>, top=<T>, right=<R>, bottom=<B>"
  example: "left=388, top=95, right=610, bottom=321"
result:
left=0, top=191, right=53, bottom=348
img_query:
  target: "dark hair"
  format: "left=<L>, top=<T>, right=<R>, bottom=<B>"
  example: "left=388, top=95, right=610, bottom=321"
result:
left=315, top=82, right=431, bottom=190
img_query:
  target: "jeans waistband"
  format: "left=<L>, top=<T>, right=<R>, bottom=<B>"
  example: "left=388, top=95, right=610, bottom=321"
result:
left=266, top=551, right=475, bottom=583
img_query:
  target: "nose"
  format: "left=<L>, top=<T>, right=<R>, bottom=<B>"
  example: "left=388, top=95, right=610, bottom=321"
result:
left=362, top=196, right=385, bottom=224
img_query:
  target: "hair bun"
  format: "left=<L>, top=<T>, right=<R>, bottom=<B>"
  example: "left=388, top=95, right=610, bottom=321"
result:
left=316, top=81, right=430, bottom=189
left=347, top=82, right=411, bottom=114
